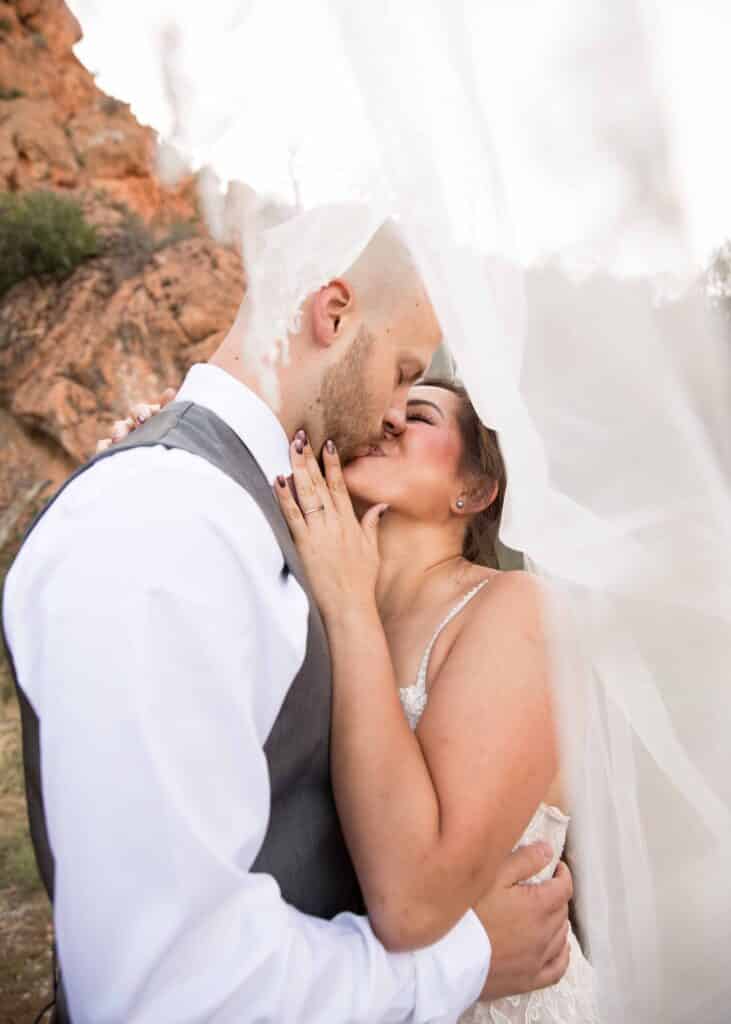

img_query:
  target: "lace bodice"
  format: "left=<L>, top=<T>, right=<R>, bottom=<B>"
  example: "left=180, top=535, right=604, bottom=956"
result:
left=398, top=580, right=599, bottom=1023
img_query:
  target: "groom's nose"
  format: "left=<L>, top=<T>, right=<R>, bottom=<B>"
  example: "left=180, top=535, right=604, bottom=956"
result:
left=383, top=405, right=406, bottom=438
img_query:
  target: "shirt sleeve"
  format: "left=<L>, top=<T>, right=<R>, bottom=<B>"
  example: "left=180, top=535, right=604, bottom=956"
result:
left=6, top=457, right=490, bottom=1024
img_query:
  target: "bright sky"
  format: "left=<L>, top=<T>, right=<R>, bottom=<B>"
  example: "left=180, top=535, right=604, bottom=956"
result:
left=67, top=0, right=731, bottom=271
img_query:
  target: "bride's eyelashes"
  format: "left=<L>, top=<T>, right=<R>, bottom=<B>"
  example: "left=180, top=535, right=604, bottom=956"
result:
left=406, top=413, right=435, bottom=425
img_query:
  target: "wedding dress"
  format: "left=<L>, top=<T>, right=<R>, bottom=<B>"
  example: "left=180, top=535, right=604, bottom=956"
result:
left=399, top=581, right=599, bottom=1024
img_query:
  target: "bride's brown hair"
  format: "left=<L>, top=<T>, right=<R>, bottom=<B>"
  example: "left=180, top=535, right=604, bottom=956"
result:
left=419, top=377, right=507, bottom=567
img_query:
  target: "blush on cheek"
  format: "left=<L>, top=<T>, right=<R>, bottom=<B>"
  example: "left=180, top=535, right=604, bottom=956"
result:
left=413, top=432, right=460, bottom=474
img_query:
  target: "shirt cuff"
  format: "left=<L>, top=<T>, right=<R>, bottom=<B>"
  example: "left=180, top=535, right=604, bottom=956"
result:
left=412, top=909, right=491, bottom=1023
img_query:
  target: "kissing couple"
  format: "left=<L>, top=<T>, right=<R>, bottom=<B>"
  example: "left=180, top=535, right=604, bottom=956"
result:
left=4, top=220, right=597, bottom=1022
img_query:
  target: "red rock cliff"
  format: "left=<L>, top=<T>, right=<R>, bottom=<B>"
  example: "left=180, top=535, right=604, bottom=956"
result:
left=0, top=0, right=245, bottom=552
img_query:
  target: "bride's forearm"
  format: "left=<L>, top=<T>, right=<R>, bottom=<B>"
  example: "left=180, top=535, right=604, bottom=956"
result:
left=325, top=602, right=464, bottom=951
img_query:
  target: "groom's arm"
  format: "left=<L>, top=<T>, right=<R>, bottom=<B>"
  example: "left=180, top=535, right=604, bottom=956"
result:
left=6, top=454, right=490, bottom=1024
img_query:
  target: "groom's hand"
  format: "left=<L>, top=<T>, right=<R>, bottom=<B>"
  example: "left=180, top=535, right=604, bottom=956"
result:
left=475, top=842, right=572, bottom=1000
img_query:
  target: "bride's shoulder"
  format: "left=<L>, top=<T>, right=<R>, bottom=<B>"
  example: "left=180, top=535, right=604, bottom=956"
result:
left=465, top=568, right=544, bottom=633
left=467, top=565, right=541, bottom=599
left=433, top=569, right=549, bottom=694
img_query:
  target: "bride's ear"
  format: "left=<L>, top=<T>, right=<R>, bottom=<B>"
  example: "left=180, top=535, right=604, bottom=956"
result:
left=311, top=279, right=353, bottom=348
left=453, top=480, right=498, bottom=516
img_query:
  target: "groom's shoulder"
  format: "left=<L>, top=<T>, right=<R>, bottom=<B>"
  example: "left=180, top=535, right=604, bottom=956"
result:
left=23, top=444, right=283, bottom=572
left=57, top=445, right=246, bottom=516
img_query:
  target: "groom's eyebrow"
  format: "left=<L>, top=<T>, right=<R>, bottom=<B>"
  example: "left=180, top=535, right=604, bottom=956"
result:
left=407, top=399, right=444, bottom=418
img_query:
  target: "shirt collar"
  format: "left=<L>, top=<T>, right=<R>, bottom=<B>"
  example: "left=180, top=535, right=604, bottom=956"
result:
left=176, top=363, right=291, bottom=484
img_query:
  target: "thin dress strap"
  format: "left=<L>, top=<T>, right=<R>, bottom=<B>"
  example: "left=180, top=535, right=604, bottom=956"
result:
left=415, top=578, right=491, bottom=692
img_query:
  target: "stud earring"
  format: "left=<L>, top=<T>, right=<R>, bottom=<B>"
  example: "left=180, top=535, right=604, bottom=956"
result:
left=456, top=498, right=465, bottom=510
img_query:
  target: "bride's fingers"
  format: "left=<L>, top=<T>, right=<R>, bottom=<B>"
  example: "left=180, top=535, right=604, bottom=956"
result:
left=96, top=391, right=168, bottom=457
left=110, top=418, right=134, bottom=443
left=301, top=434, right=332, bottom=507
left=361, top=503, right=389, bottom=544
left=290, top=436, right=324, bottom=516
left=275, top=473, right=306, bottom=538
left=322, top=441, right=354, bottom=515
left=130, top=402, right=155, bottom=425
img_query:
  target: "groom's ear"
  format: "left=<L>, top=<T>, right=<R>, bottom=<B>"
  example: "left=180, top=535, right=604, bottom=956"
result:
left=311, top=279, right=354, bottom=348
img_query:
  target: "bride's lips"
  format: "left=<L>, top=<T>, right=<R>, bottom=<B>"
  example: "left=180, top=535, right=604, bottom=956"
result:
left=352, top=443, right=388, bottom=459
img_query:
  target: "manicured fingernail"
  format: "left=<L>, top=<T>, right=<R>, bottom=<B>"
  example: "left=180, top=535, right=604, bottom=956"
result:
left=326, top=440, right=335, bottom=454
left=276, top=475, right=287, bottom=487
left=294, top=440, right=304, bottom=454
left=295, top=429, right=306, bottom=441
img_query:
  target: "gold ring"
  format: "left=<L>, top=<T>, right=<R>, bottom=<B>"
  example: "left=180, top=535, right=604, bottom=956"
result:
left=303, top=505, right=325, bottom=516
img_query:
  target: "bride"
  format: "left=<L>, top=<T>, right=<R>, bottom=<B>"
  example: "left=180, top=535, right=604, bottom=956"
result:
left=110, top=378, right=599, bottom=1023
left=275, top=377, right=599, bottom=1024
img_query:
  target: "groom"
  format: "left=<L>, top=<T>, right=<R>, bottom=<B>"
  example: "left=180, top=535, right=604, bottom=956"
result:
left=4, top=221, right=572, bottom=1022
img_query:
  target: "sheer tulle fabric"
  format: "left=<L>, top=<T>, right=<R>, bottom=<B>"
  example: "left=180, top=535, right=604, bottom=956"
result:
left=67, top=1, right=731, bottom=1019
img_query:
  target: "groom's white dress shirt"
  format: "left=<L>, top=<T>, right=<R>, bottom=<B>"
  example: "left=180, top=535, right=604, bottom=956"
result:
left=4, top=363, right=490, bottom=1023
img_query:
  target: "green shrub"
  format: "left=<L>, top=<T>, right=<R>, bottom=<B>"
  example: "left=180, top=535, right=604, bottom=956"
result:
left=103, top=208, right=157, bottom=286
left=0, top=191, right=100, bottom=297
left=156, top=219, right=198, bottom=249
left=104, top=207, right=198, bottom=287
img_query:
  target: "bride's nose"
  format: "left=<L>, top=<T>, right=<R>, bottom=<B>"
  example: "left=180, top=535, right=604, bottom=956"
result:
left=383, top=405, right=406, bottom=439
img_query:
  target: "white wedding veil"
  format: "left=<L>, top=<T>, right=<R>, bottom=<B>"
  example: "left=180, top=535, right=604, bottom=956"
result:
left=68, top=1, right=731, bottom=1019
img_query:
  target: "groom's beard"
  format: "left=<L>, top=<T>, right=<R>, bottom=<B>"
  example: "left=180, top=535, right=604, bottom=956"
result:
left=320, top=324, right=383, bottom=464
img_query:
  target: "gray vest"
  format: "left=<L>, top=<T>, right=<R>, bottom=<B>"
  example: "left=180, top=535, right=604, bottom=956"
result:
left=4, top=401, right=364, bottom=1023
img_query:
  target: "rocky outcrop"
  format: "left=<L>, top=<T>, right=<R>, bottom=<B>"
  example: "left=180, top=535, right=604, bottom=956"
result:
left=0, top=0, right=197, bottom=218
left=0, top=236, right=244, bottom=459
left=0, top=0, right=246, bottom=553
